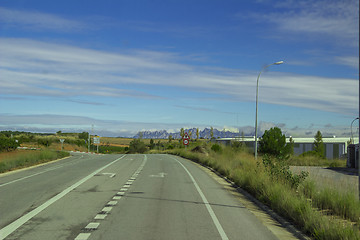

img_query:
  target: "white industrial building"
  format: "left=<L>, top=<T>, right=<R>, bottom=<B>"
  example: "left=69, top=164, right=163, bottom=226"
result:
left=214, top=137, right=358, bottom=159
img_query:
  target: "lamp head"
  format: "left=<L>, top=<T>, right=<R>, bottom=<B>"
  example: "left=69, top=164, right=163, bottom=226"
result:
left=274, top=61, right=284, bottom=65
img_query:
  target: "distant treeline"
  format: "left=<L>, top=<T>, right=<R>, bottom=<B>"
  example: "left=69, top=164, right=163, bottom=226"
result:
left=0, top=131, right=90, bottom=150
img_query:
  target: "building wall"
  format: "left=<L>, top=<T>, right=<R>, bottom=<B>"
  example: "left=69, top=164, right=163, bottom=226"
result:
left=215, top=138, right=347, bottom=159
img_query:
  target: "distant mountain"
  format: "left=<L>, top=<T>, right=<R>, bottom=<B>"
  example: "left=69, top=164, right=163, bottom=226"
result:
left=133, top=127, right=255, bottom=139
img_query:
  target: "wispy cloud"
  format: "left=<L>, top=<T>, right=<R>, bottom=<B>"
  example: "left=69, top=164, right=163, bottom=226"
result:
left=0, top=7, right=87, bottom=32
left=243, top=0, right=359, bottom=70
left=0, top=38, right=357, bottom=116
left=0, top=114, right=211, bottom=137
left=266, top=0, right=359, bottom=45
left=334, top=56, right=359, bottom=69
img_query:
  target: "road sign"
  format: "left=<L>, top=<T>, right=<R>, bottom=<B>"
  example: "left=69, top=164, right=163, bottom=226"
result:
left=183, top=132, right=190, bottom=146
left=93, top=137, right=100, bottom=144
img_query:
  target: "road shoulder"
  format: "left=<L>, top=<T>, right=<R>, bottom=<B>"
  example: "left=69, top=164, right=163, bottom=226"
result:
left=188, top=159, right=311, bottom=240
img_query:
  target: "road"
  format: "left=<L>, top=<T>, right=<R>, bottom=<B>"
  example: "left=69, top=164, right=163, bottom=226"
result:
left=0, top=153, right=297, bottom=240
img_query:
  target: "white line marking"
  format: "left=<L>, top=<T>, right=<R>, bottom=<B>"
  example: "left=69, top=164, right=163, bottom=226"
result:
left=85, top=222, right=100, bottom=230
left=113, top=196, right=122, bottom=200
left=123, top=184, right=131, bottom=188
left=116, top=192, right=125, bottom=196
left=120, top=188, right=128, bottom=191
left=101, top=173, right=116, bottom=178
left=75, top=233, right=91, bottom=240
left=149, top=172, right=167, bottom=178
left=170, top=156, right=229, bottom=240
left=94, top=214, right=107, bottom=220
left=0, top=155, right=126, bottom=240
left=101, top=207, right=113, bottom=213
left=107, top=201, right=118, bottom=206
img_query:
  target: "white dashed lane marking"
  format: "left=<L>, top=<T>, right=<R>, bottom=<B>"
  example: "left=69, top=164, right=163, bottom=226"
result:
left=85, top=222, right=100, bottom=230
left=74, top=155, right=148, bottom=240
left=107, top=201, right=118, bottom=206
left=101, top=207, right=113, bottom=213
left=75, top=233, right=91, bottom=240
left=94, top=214, right=107, bottom=220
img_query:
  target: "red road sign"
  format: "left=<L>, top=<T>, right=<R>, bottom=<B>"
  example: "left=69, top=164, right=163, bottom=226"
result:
left=183, top=132, right=190, bottom=145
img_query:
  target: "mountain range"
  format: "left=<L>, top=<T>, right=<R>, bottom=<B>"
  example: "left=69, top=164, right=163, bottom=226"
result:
left=133, top=127, right=254, bottom=139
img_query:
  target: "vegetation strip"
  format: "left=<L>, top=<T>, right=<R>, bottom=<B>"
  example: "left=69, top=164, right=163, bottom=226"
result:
left=164, top=143, right=360, bottom=240
left=0, top=150, right=70, bottom=173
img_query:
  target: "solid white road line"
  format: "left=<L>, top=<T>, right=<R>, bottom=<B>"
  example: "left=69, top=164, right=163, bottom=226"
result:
left=0, top=155, right=126, bottom=240
left=170, top=156, right=229, bottom=240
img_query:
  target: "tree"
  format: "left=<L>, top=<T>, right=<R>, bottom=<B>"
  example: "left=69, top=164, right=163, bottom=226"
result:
left=259, top=127, right=292, bottom=158
left=168, top=135, right=173, bottom=143
left=287, top=137, right=295, bottom=156
left=180, top=128, right=185, bottom=139
left=210, top=127, right=214, bottom=139
left=78, top=132, right=89, bottom=140
left=314, top=130, right=325, bottom=158
left=149, top=139, right=155, bottom=149
left=0, top=136, right=19, bottom=152
left=128, top=139, right=147, bottom=153
left=196, top=128, right=199, bottom=140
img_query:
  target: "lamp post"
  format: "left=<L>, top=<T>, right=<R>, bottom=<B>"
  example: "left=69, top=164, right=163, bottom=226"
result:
left=351, top=117, right=359, bottom=144
left=254, top=61, right=284, bottom=159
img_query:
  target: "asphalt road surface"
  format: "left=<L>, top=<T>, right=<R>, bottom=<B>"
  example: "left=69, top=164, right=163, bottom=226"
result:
left=0, top=153, right=296, bottom=240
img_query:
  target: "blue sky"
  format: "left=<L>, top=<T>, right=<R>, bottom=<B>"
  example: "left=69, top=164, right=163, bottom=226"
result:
left=0, top=0, right=358, bottom=137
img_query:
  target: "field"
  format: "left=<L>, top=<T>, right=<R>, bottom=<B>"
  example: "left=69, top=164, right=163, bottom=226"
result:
left=0, top=149, right=70, bottom=173
left=100, top=137, right=170, bottom=147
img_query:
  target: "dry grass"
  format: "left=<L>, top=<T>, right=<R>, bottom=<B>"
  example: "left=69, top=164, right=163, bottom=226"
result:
left=0, top=149, right=69, bottom=173
left=164, top=144, right=360, bottom=239
left=101, top=137, right=175, bottom=147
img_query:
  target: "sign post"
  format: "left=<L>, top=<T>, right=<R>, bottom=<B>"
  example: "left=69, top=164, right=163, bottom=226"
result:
left=59, top=139, right=65, bottom=151
left=183, top=132, right=190, bottom=149
left=93, top=137, right=100, bottom=153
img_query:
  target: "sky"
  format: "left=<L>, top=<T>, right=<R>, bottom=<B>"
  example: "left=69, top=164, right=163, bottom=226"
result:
left=0, top=0, right=359, bottom=137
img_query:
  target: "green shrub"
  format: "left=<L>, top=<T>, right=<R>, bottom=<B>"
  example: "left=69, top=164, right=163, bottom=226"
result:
left=128, top=139, right=147, bottom=153
left=211, top=143, right=222, bottom=153
left=262, top=154, right=308, bottom=189
left=0, top=136, right=19, bottom=152
left=98, top=145, right=127, bottom=154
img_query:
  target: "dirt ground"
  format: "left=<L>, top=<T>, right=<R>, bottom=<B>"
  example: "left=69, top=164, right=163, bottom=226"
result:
left=291, top=166, right=359, bottom=196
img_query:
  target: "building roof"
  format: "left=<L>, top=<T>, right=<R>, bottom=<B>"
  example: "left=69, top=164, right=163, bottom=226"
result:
left=218, top=137, right=359, bottom=144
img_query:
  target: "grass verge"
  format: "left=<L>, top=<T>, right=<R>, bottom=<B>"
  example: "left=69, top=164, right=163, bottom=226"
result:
left=0, top=149, right=70, bottom=173
left=165, top=145, right=360, bottom=240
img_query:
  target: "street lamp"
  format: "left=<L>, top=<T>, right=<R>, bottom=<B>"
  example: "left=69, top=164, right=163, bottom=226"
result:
left=254, top=61, right=284, bottom=159
left=351, top=117, right=359, bottom=144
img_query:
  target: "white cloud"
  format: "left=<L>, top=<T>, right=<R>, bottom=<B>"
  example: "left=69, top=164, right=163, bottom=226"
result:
left=0, top=7, right=87, bottom=32
left=334, top=56, right=359, bottom=69
left=0, top=38, right=357, bottom=116
left=250, top=0, right=359, bottom=47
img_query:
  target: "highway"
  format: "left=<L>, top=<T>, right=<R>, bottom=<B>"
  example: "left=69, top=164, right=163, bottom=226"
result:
left=0, top=153, right=298, bottom=240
